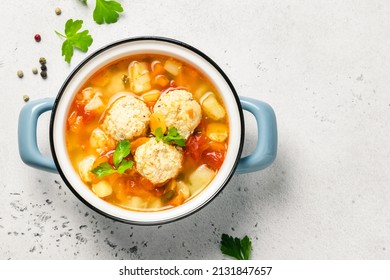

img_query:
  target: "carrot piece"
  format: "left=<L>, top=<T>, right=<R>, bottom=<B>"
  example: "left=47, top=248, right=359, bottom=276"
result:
left=187, top=108, right=194, bottom=119
left=130, top=137, right=150, bottom=154
left=167, top=192, right=185, bottom=207
left=150, top=113, right=167, bottom=134
left=154, top=75, right=169, bottom=87
left=208, top=141, right=227, bottom=151
left=151, top=61, right=165, bottom=76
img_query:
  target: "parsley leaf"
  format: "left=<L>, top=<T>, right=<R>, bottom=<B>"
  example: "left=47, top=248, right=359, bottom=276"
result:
left=220, top=234, right=252, bottom=260
left=91, top=162, right=116, bottom=178
left=91, top=140, right=134, bottom=178
left=153, top=127, right=164, bottom=142
left=117, top=159, right=133, bottom=174
left=153, top=127, right=186, bottom=147
left=113, top=140, right=130, bottom=168
left=55, top=19, right=93, bottom=63
left=164, top=127, right=186, bottom=147
left=93, top=0, right=124, bottom=24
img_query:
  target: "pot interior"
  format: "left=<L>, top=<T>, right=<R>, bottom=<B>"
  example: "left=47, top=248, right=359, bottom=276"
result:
left=51, top=37, right=244, bottom=224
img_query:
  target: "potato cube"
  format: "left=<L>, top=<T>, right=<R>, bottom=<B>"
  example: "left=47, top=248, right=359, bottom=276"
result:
left=92, top=181, right=112, bottom=198
left=188, top=164, right=216, bottom=195
left=128, top=61, right=152, bottom=94
left=176, top=181, right=191, bottom=199
left=78, top=155, right=96, bottom=183
left=128, top=196, right=147, bottom=209
left=200, top=92, right=226, bottom=120
left=164, top=59, right=182, bottom=76
left=84, top=93, right=105, bottom=113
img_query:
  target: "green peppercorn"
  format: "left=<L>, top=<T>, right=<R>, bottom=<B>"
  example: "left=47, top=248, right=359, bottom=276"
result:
left=40, top=71, right=47, bottom=79
left=23, top=95, right=30, bottom=102
left=41, top=65, right=47, bottom=71
left=39, top=57, right=47, bottom=65
left=55, top=7, right=62, bottom=15
left=17, top=70, right=24, bottom=78
left=32, top=67, right=38, bottom=75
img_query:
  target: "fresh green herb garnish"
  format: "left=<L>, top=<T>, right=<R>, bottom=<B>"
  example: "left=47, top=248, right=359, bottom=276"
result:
left=116, top=159, right=133, bottom=174
left=93, top=0, right=124, bottom=24
left=153, top=127, right=164, bottom=141
left=113, top=139, right=130, bottom=168
left=92, top=140, right=134, bottom=178
left=91, top=162, right=117, bottom=178
left=153, top=127, right=186, bottom=147
left=220, top=234, right=252, bottom=260
left=55, top=19, right=93, bottom=63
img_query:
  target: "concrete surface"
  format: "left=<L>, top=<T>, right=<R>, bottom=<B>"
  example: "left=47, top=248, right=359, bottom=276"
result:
left=1, top=0, right=390, bottom=259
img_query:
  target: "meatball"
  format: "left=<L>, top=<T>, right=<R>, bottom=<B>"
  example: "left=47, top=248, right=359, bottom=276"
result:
left=134, top=138, right=183, bottom=185
left=153, top=90, right=201, bottom=139
left=101, top=95, right=150, bottom=141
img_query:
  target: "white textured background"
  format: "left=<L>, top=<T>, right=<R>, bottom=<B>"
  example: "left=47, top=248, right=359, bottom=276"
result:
left=1, top=0, right=390, bottom=259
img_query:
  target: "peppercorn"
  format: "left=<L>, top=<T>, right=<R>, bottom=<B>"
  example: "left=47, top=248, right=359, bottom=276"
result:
left=40, top=71, right=47, bottom=79
left=23, top=95, right=30, bottom=102
left=41, top=65, right=47, bottom=71
left=17, top=70, right=24, bottom=78
left=39, top=57, right=46, bottom=65
left=34, top=34, right=41, bottom=42
left=32, top=67, right=38, bottom=75
left=55, top=7, right=62, bottom=15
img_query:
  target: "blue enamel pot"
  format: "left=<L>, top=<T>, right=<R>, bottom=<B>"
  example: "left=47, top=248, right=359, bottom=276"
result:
left=18, top=37, right=277, bottom=225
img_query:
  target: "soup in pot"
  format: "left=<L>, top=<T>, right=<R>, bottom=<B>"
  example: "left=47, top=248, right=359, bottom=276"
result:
left=66, top=54, right=229, bottom=211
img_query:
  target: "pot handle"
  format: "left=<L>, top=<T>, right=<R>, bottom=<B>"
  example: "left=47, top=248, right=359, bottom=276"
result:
left=18, top=98, right=58, bottom=173
left=235, top=96, right=277, bottom=174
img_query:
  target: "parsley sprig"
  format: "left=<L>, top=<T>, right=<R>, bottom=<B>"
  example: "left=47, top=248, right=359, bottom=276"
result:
left=55, top=19, right=93, bottom=63
left=220, top=234, right=252, bottom=260
left=93, top=0, right=124, bottom=24
left=153, top=127, right=186, bottom=147
left=91, top=140, right=134, bottom=178
left=80, top=0, right=124, bottom=24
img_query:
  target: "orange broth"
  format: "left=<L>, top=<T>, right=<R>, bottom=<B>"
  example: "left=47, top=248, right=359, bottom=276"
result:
left=66, top=54, right=229, bottom=211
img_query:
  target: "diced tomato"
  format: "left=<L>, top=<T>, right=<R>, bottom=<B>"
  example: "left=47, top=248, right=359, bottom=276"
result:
left=69, top=115, right=83, bottom=133
left=67, top=104, right=96, bottom=134
left=115, top=177, right=151, bottom=198
left=202, top=149, right=225, bottom=170
left=139, top=176, right=155, bottom=191
left=82, top=110, right=95, bottom=123
left=94, top=150, right=115, bottom=167
left=185, top=133, right=209, bottom=162
left=76, top=104, right=95, bottom=123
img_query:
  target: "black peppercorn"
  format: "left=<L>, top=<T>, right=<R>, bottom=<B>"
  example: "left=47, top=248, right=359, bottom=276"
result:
left=40, top=71, right=47, bottom=79
left=41, top=65, right=47, bottom=71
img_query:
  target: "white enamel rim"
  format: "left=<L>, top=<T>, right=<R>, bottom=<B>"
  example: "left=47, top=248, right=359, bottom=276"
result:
left=51, top=38, right=243, bottom=225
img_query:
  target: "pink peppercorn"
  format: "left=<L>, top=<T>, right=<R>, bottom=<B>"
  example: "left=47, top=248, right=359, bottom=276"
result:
left=34, top=34, right=41, bottom=42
